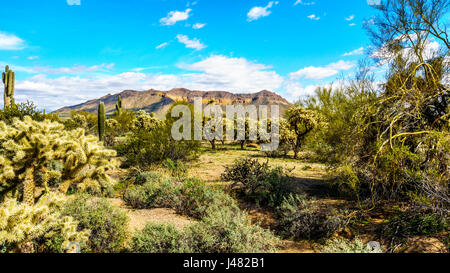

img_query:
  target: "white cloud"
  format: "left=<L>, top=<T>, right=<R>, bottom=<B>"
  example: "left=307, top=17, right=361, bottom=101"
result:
left=178, top=55, right=284, bottom=92
left=67, top=0, right=81, bottom=5
left=0, top=32, right=25, bottom=50
left=1, top=62, right=115, bottom=75
left=176, top=34, right=206, bottom=50
left=349, top=23, right=356, bottom=27
left=345, top=15, right=355, bottom=21
left=289, top=60, right=355, bottom=80
left=160, top=9, right=192, bottom=26
left=156, top=42, right=168, bottom=49
left=307, top=14, right=320, bottom=20
left=247, top=1, right=279, bottom=22
left=294, top=0, right=315, bottom=6
left=343, top=47, right=364, bottom=56
left=367, top=0, right=381, bottom=6
left=192, top=23, right=206, bottom=29
left=284, top=82, right=343, bottom=102
left=11, top=55, right=287, bottom=110
left=27, top=56, right=39, bottom=60
left=372, top=35, right=442, bottom=64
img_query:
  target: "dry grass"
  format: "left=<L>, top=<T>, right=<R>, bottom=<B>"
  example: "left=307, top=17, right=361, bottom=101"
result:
left=187, top=144, right=328, bottom=186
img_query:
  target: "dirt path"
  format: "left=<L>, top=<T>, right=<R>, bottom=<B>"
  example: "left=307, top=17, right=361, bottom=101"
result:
left=109, top=198, right=194, bottom=233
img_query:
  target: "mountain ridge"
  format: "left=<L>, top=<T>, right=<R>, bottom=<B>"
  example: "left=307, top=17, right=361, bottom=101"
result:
left=54, top=88, right=292, bottom=117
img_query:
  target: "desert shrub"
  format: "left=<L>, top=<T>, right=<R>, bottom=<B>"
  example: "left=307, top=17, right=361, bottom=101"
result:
left=121, top=120, right=200, bottom=167
left=175, top=178, right=238, bottom=219
left=63, top=111, right=97, bottom=134
left=383, top=209, right=449, bottom=241
left=0, top=193, right=90, bottom=253
left=276, top=194, right=346, bottom=240
left=123, top=177, right=180, bottom=209
left=0, top=101, right=60, bottom=124
left=321, top=237, right=383, bottom=253
left=129, top=223, right=190, bottom=253
left=221, top=158, right=292, bottom=208
left=112, top=109, right=136, bottom=134
left=302, top=86, right=376, bottom=165
left=184, top=206, right=279, bottom=253
left=164, top=159, right=187, bottom=179
left=62, top=195, right=129, bottom=253
left=135, top=171, right=166, bottom=186
left=262, top=118, right=295, bottom=158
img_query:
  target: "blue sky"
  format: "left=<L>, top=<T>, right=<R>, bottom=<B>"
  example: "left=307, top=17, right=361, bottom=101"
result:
left=0, top=0, right=382, bottom=110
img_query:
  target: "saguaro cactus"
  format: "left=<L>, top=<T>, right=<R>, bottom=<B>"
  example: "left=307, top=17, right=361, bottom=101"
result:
left=98, top=102, right=105, bottom=141
left=115, top=95, right=123, bottom=116
left=2, top=65, right=15, bottom=108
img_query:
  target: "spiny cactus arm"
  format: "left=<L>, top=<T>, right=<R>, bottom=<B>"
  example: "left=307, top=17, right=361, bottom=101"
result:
left=22, top=167, right=35, bottom=206
left=98, top=102, right=105, bottom=141
left=0, top=194, right=90, bottom=252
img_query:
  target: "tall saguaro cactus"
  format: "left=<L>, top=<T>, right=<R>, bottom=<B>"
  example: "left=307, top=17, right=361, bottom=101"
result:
left=115, top=95, right=123, bottom=116
left=98, top=102, right=105, bottom=141
left=2, top=65, right=15, bottom=109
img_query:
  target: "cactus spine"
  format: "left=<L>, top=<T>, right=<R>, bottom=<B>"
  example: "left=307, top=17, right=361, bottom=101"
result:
left=115, top=95, right=123, bottom=116
left=2, top=65, right=15, bottom=109
left=98, top=102, right=105, bottom=141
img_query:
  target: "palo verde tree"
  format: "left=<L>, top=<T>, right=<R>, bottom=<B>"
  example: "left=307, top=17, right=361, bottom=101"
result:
left=0, top=116, right=117, bottom=206
left=348, top=0, right=450, bottom=208
left=285, top=105, right=321, bottom=159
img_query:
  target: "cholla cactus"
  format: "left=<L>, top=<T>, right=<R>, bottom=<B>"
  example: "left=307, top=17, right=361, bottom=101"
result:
left=132, top=110, right=161, bottom=131
left=0, top=116, right=117, bottom=205
left=105, top=118, right=119, bottom=130
left=285, top=106, right=322, bottom=159
left=0, top=193, right=90, bottom=253
left=58, top=129, right=117, bottom=193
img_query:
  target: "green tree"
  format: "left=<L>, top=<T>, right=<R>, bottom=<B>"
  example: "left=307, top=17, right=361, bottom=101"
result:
left=285, top=106, right=321, bottom=159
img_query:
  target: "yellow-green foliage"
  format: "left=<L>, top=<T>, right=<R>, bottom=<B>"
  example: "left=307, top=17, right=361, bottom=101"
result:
left=132, top=110, right=161, bottom=131
left=0, top=193, right=90, bottom=253
left=0, top=116, right=117, bottom=205
left=285, top=105, right=322, bottom=158
left=321, top=237, right=383, bottom=253
left=63, top=111, right=97, bottom=134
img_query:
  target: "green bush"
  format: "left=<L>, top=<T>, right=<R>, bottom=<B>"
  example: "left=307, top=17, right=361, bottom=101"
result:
left=129, top=223, right=189, bottom=253
left=121, top=120, right=200, bottom=167
left=184, top=206, right=279, bottom=253
left=62, top=195, right=129, bottom=253
left=276, top=194, right=346, bottom=240
left=383, top=210, right=449, bottom=239
left=321, top=238, right=383, bottom=253
left=0, top=101, right=60, bottom=124
left=175, top=178, right=238, bottom=219
left=221, top=158, right=292, bottom=208
left=123, top=177, right=180, bottom=209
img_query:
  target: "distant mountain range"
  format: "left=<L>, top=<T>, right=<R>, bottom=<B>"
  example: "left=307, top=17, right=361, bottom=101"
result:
left=55, top=88, right=292, bottom=118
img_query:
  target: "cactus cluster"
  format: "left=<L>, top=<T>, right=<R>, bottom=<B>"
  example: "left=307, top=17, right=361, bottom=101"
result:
left=0, top=116, right=117, bottom=205
left=98, top=102, right=105, bottom=141
left=2, top=65, right=15, bottom=108
left=0, top=193, right=90, bottom=253
left=132, top=110, right=161, bottom=131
